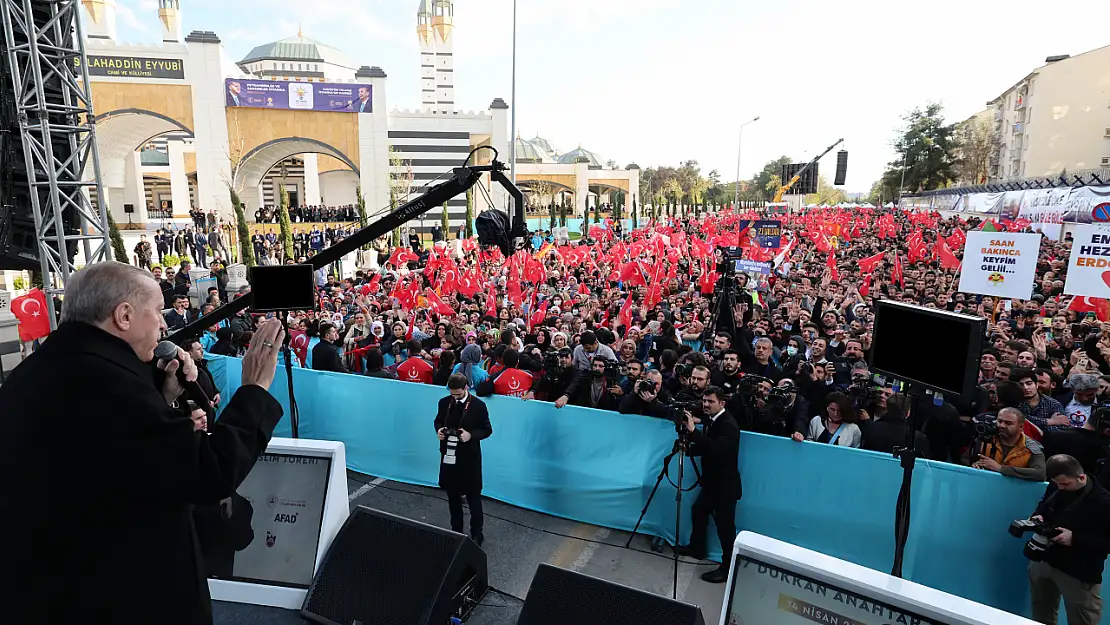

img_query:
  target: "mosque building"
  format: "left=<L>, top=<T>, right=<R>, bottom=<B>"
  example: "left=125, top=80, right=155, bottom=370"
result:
left=76, top=0, right=636, bottom=232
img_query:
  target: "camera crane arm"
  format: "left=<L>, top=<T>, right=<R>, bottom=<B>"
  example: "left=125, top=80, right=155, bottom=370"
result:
left=167, top=155, right=525, bottom=344
left=771, top=138, right=844, bottom=203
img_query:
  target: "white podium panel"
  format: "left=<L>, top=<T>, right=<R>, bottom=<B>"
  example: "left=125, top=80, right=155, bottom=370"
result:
left=721, top=532, right=1038, bottom=625
left=208, top=438, right=349, bottom=609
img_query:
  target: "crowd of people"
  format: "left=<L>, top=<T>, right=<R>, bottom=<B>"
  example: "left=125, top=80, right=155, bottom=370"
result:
left=152, top=205, right=1110, bottom=485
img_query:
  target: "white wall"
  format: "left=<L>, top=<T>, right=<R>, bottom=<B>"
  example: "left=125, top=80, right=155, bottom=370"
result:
left=320, top=170, right=359, bottom=207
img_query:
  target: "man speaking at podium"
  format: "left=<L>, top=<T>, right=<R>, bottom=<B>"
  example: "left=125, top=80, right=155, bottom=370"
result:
left=0, top=262, right=285, bottom=625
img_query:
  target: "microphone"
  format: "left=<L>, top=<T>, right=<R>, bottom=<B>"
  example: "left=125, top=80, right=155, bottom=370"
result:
left=154, top=340, right=215, bottom=417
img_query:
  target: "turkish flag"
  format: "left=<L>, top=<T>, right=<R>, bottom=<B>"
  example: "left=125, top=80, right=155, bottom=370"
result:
left=423, top=289, right=456, bottom=317
left=826, top=250, right=839, bottom=282
left=617, top=295, right=633, bottom=332
left=528, top=300, right=549, bottom=331
left=936, top=238, right=962, bottom=271
left=859, top=274, right=872, bottom=297
left=289, top=329, right=309, bottom=366
left=387, top=247, right=417, bottom=268
left=891, top=252, right=904, bottom=289
left=486, top=282, right=498, bottom=319
left=366, top=273, right=381, bottom=295
left=11, top=288, right=50, bottom=342
left=857, top=252, right=885, bottom=274
left=1067, top=296, right=1110, bottom=322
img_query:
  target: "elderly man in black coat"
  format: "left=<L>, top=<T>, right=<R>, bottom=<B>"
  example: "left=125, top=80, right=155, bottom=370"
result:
left=676, top=385, right=742, bottom=584
left=435, top=373, right=493, bottom=546
left=0, top=261, right=286, bottom=625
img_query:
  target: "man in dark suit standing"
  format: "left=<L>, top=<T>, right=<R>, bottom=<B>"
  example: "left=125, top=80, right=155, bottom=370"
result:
left=0, top=261, right=285, bottom=625
left=677, top=385, right=742, bottom=583
left=311, top=323, right=347, bottom=373
left=435, top=373, right=493, bottom=546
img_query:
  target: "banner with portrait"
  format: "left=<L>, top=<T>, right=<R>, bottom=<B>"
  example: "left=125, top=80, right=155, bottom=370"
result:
left=225, top=79, right=373, bottom=113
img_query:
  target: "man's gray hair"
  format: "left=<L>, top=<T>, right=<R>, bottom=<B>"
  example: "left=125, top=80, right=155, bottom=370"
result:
left=998, top=407, right=1026, bottom=423
left=755, top=337, right=773, bottom=347
left=1068, top=372, right=1101, bottom=392
left=60, top=261, right=158, bottom=324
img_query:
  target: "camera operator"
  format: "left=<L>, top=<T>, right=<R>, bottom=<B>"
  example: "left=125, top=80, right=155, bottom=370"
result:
left=967, top=407, right=1046, bottom=481
left=618, top=369, right=674, bottom=418
left=1023, top=454, right=1110, bottom=625
left=676, top=386, right=742, bottom=583
left=1043, top=405, right=1110, bottom=482
left=711, top=349, right=743, bottom=397
left=767, top=378, right=809, bottom=439
left=675, top=365, right=712, bottom=417
left=562, top=356, right=619, bottom=411
left=619, top=359, right=646, bottom=397
left=534, top=348, right=575, bottom=404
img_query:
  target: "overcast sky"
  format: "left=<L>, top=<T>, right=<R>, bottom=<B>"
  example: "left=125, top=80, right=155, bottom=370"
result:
left=113, top=0, right=1108, bottom=193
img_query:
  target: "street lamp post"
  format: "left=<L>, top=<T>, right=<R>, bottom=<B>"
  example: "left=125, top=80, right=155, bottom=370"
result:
left=509, top=0, right=517, bottom=187
left=733, top=116, right=760, bottom=210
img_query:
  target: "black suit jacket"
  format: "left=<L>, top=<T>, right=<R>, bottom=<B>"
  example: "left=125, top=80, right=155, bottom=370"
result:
left=164, top=308, right=191, bottom=331
left=434, top=394, right=493, bottom=493
left=311, top=340, right=347, bottom=373
left=0, top=322, right=283, bottom=625
left=687, top=409, right=742, bottom=501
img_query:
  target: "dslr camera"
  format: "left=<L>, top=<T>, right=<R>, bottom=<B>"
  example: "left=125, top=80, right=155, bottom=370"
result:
left=636, top=378, right=658, bottom=396
left=1009, top=518, right=1062, bottom=561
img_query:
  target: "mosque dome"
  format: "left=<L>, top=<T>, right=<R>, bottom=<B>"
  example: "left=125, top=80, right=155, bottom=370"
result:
left=529, top=135, right=557, bottom=159
left=240, top=33, right=356, bottom=70
left=558, top=146, right=605, bottom=167
left=513, top=136, right=552, bottom=163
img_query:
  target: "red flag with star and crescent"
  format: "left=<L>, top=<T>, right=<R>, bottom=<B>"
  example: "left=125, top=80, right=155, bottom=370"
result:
left=11, top=288, right=50, bottom=342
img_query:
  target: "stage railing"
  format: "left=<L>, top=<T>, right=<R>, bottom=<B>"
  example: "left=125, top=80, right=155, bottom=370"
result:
left=209, top=356, right=1076, bottom=621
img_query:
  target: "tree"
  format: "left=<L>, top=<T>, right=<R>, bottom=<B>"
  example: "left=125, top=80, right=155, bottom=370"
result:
left=355, top=185, right=372, bottom=251
left=441, top=201, right=449, bottom=239
left=465, top=188, right=474, bottom=237
left=277, top=184, right=293, bottom=260
left=548, top=200, right=556, bottom=230
left=955, top=114, right=998, bottom=185
left=664, top=177, right=682, bottom=218
left=107, top=211, right=129, bottom=264
left=880, top=103, right=959, bottom=200
left=631, top=197, right=638, bottom=229
left=231, top=189, right=255, bottom=266
left=559, top=197, right=568, bottom=227
left=389, top=147, right=414, bottom=247
left=706, top=169, right=724, bottom=208
left=751, top=156, right=792, bottom=202
left=804, top=175, right=848, bottom=206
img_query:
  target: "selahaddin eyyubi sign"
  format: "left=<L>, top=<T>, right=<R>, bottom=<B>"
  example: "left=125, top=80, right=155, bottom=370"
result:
left=74, top=55, right=185, bottom=79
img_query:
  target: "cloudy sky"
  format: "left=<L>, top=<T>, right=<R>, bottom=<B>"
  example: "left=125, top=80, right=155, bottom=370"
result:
left=112, top=0, right=1108, bottom=192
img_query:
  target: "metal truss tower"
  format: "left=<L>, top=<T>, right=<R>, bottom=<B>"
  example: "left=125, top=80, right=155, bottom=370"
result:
left=1, top=0, right=111, bottom=325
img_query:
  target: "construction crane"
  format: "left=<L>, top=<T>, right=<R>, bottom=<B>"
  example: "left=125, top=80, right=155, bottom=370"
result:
left=772, top=138, right=844, bottom=202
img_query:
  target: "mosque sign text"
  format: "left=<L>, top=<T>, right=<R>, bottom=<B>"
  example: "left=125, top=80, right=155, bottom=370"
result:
left=74, top=55, right=185, bottom=79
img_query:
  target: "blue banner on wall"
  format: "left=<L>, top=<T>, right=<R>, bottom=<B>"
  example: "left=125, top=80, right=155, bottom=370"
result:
left=208, top=356, right=1083, bottom=621
left=225, top=78, right=372, bottom=113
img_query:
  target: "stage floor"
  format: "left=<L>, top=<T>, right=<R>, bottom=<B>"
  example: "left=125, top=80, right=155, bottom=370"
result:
left=214, top=470, right=726, bottom=623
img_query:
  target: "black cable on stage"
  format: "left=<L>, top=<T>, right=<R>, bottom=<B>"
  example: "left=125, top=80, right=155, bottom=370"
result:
left=351, top=479, right=717, bottom=567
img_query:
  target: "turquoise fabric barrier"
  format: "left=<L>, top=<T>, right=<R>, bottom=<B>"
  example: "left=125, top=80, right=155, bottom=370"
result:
left=209, top=356, right=1106, bottom=621
left=525, top=218, right=633, bottom=233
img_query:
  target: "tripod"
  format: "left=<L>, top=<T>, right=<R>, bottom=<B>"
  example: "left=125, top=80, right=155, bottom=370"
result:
left=626, top=427, right=702, bottom=599
left=708, top=273, right=738, bottom=338
left=890, top=385, right=925, bottom=578
left=278, top=313, right=300, bottom=438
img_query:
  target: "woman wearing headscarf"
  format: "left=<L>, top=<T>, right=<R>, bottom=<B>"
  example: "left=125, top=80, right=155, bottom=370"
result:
left=451, top=343, right=489, bottom=388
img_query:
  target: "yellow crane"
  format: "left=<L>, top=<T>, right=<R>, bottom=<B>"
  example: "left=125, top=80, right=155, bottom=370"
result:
left=772, top=138, right=845, bottom=203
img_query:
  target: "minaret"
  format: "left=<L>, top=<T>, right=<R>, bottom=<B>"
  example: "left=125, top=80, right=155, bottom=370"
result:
left=158, top=0, right=183, bottom=43
left=81, top=0, right=118, bottom=41
left=417, top=0, right=436, bottom=110
left=431, top=0, right=454, bottom=113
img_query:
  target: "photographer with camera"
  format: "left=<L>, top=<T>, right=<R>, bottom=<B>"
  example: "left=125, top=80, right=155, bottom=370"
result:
left=435, top=374, right=493, bottom=547
left=619, top=359, right=646, bottom=397
left=560, top=356, right=620, bottom=411
left=967, top=407, right=1046, bottom=481
left=618, top=369, right=674, bottom=418
left=1018, top=454, right=1110, bottom=625
left=533, top=348, right=575, bottom=404
left=675, top=386, right=742, bottom=583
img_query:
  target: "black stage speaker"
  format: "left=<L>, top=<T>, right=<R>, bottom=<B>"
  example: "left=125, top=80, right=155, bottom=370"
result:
left=124, top=203, right=135, bottom=214
left=517, top=563, right=706, bottom=625
left=301, top=506, right=488, bottom=625
left=780, top=162, right=819, bottom=195
left=834, top=150, right=848, bottom=186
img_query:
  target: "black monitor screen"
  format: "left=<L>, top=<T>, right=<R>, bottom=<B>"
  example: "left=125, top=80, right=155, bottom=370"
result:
left=249, top=264, right=317, bottom=312
left=870, top=300, right=984, bottom=397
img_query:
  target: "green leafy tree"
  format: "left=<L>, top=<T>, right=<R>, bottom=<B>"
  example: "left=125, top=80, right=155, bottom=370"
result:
left=231, top=188, right=255, bottom=267
left=355, top=185, right=372, bottom=250
left=559, top=197, right=568, bottom=227
left=107, top=211, right=129, bottom=264
left=631, top=197, right=638, bottom=229
left=804, top=175, right=848, bottom=206
left=593, top=198, right=601, bottom=223
left=277, top=184, right=294, bottom=260
left=548, top=201, right=556, bottom=230
left=441, top=201, right=450, bottom=239
left=879, top=103, right=959, bottom=200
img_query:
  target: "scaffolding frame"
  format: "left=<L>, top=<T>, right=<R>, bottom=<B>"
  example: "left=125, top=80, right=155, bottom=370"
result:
left=1, top=0, right=110, bottom=326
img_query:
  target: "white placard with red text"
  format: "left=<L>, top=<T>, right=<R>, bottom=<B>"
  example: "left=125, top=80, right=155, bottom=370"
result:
left=957, top=231, right=1039, bottom=299
left=1064, top=224, right=1110, bottom=297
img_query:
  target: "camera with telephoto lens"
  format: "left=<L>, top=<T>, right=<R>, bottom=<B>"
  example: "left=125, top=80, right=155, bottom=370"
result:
left=975, top=419, right=999, bottom=438
left=675, top=363, right=694, bottom=378
left=543, top=351, right=565, bottom=381
left=604, top=360, right=622, bottom=384
left=443, top=428, right=461, bottom=438
left=664, top=391, right=702, bottom=429
left=1009, top=518, right=1063, bottom=561
left=636, top=378, right=658, bottom=395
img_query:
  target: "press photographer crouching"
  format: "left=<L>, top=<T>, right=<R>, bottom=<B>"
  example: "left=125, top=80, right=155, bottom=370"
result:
left=1014, top=454, right=1110, bottom=625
